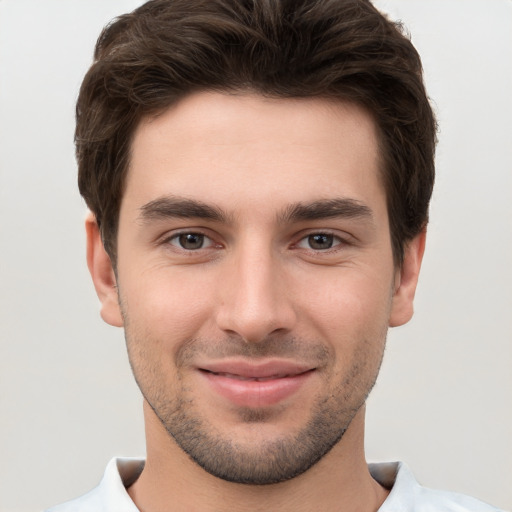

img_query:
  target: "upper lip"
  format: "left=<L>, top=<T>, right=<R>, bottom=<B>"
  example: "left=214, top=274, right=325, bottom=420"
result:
left=197, top=359, right=315, bottom=379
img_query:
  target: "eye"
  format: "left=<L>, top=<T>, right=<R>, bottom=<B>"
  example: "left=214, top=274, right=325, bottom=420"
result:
left=168, top=232, right=213, bottom=250
left=297, top=233, right=341, bottom=251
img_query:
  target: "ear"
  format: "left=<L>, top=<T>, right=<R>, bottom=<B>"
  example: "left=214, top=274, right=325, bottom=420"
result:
left=389, top=229, right=426, bottom=327
left=85, top=212, right=124, bottom=327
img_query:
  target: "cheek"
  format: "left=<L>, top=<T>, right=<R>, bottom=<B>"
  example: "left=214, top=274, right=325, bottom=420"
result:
left=297, top=267, right=394, bottom=346
left=119, top=265, right=217, bottom=345
left=309, top=276, right=391, bottom=395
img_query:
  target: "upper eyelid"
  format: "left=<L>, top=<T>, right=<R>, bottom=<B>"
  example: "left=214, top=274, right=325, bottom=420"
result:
left=159, top=227, right=215, bottom=242
left=164, top=229, right=208, bottom=238
left=294, top=229, right=351, bottom=242
left=295, top=232, right=344, bottom=247
left=167, top=230, right=214, bottom=241
left=160, top=232, right=219, bottom=254
left=156, top=228, right=353, bottom=248
left=171, top=232, right=213, bottom=249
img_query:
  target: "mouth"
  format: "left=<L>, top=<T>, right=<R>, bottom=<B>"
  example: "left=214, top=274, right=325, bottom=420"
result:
left=197, top=360, right=316, bottom=408
left=201, top=370, right=308, bottom=382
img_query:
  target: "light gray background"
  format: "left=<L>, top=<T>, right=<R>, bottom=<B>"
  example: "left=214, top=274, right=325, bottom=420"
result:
left=0, top=1, right=511, bottom=511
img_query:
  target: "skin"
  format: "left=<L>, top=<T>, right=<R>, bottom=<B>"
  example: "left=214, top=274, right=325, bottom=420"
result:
left=87, top=92, right=425, bottom=512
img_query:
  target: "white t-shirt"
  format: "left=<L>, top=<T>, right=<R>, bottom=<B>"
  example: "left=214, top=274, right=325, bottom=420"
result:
left=46, top=457, right=504, bottom=511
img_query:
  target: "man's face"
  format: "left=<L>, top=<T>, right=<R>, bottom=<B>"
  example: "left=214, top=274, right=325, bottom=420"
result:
left=90, top=92, right=422, bottom=484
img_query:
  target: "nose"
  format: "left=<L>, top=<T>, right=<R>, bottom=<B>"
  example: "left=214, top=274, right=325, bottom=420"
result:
left=215, top=241, right=297, bottom=343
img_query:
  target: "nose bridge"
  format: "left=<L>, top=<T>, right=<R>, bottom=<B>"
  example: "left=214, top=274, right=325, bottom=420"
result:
left=215, top=234, right=296, bottom=342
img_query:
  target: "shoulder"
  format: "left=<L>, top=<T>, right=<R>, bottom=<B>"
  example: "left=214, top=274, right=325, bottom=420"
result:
left=44, top=457, right=144, bottom=512
left=370, top=461, right=505, bottom=512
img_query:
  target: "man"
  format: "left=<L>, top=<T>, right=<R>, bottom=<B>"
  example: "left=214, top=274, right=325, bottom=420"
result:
left=47, top=0, right=503, bottom=510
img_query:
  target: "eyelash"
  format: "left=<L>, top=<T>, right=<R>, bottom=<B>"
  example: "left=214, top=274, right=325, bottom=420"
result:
left=294, top=232, right=345, bottom=252
left=164, top=231, right=216, bottom=251
left=162, top=230, right=347, bottom=253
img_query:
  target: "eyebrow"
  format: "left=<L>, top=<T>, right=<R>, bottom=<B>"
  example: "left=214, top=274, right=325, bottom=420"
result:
left=138, top=196, right=229, bottom=224
left=278, top=198, right=374, bottom=224
left=138, top=195, right=373, bottom=226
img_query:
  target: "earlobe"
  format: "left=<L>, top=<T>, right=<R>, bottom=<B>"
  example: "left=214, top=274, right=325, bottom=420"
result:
left=389, top=229, right=426, bottom=327
left=85, top=212, right=124, bottom=327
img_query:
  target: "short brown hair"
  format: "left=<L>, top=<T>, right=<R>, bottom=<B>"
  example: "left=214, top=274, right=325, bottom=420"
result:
left=76, top=0, right=436, bottom=265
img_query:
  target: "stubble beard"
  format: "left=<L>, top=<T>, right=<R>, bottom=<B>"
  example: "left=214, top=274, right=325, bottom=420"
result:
left=125, top=329, right=386, bottom=486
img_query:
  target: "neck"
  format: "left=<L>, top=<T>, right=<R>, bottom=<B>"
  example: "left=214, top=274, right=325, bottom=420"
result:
left=128, top=401, right=388, bottom=512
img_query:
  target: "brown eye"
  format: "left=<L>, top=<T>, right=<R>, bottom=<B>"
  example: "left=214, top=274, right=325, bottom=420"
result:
left=169, top=232, right=212, bottom=250
left=307, top=234, right=334, bottom=250
left=296, top=232, right=345, bottom=251
left=179, top=233, right=204, bottom=249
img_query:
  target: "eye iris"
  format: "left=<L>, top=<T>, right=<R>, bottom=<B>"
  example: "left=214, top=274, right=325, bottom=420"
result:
left=309, top=234, right=333, bottom=250
left=179, top=233, right=204, bottom=250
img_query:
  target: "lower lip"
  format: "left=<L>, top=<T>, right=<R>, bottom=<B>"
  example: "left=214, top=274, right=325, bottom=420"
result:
left=200, top=370, right=314, bottom=408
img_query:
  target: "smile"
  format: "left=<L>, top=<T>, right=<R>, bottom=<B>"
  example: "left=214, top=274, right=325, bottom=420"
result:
left=197, top=361, right=315, bottom=408
left=203, top=370, right=305, bottom=382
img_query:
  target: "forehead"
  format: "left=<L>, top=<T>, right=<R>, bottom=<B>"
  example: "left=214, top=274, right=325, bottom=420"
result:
left=124, top=92, right=384, bottom=221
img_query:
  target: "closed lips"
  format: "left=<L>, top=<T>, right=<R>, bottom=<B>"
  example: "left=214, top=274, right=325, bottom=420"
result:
left=200, top=369, right=312, bottom=381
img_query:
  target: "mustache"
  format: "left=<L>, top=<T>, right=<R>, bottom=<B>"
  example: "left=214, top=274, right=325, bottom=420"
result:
left=176, top=335, right=332, bottom=367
